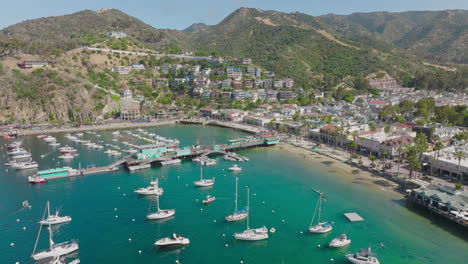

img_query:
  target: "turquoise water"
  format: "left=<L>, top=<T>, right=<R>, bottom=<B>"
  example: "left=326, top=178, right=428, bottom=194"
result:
left=0, top=125, right=467, bottom=264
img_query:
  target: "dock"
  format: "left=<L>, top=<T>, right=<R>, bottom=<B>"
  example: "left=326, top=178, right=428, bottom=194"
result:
left=344, top=212, right=364, bottom=222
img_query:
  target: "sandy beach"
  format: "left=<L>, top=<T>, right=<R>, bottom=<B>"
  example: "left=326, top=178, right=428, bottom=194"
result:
left=277, top=142, right=402, bottom=197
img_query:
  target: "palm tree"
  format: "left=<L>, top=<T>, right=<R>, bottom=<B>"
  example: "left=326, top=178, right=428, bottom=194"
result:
left=407, top=155, right=421, bottom=179
left=368, top=123, right=377, bottom=157
left=454, top=150, right=466, bottom=181
left=369, top=155, right=377, bottom=167
left=396, top=145, right=407, bottom=177
left=347, top=140, right=357, bottom=160
left=384, top=125, right=391, bottom=141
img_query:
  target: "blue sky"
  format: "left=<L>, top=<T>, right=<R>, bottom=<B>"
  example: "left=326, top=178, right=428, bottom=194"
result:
left=1, top=0, right=467, bottom=29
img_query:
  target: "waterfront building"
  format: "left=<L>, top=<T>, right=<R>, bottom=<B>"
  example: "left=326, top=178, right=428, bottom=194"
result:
left=422, top=145, right=468, bottom=183
left=211, top=109, right=247, bottom=121
left=407, top=184, right=468, bottom=227
left=199, top=107, right=215, bottom=117
left=413, top=125, right=462, bottom=143
left=120, top=98, right=141, bottom=121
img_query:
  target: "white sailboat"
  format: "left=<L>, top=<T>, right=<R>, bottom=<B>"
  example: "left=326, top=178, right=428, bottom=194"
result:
left=225, top=177, right=248, bottom=222
left=31, top=203, right=78, bottom=261
left=308, top=190, right=333, bottom=233
left=134, top=179, right=164, bottom=195
left=233, top=188, right=269, bottom=241
left=228, top=164, right=242, bottom=171
left=193, top=166, right=215, bottom=187
left=146, top=195, right=175, bottom=220
left=39, top=202, right=72, bottom=225
left=329, top=233, right=351, bottom=247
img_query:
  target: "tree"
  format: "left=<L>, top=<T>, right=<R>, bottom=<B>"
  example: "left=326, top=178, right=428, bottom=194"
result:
left=368, top=123, right=377, bottom=157
left=384, top=125, right=391, bottom=141
left=396, top=145, right=407, bottom=177
left=454, top=150, right=466, bottom=181
left=407, top=155, right=421, bottom=179
left=369, top=155, right=377, bottom=167
left=348, top=141, right=357, bottom=160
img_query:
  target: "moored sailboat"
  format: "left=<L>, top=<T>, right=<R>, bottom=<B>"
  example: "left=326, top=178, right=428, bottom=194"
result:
left=193, top=166, right=215, bottom=187
left=146, top=195, right=175, bottom=220
left=308, top=190, right=333, bottom=233
left=134, top=179, right=164, bottom=195
left=39, top=201, right=72, bottom=225
left=225, top=177, right=248, bottom=222
left=31, top=203, right=78, bottom=260
left=233, top=187, right=269, bottom=241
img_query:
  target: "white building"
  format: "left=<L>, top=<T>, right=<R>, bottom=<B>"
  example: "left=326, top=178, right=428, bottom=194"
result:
left=121, top=87, right=132, bottom=98
left=111, top=66, right=131, bottom=75
left=422, top=145, right=468, bottom=182
left=106, top=31, right=127, bottom=39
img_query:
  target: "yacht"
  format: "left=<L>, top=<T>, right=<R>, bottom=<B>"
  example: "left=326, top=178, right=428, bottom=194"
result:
left=58, top=153, right=75, bottom=160
left=134, top=179, right=164, bottom=195
left=39, top=201, right=72, bottom=225
left=308, top=190, right=333, bottom=233
left=234, top=188, right=269, bottom=241
left=12, top=153, right=32, bottom=159
left=154, top=233, right=190, bottom=247
left=8, top=148, right=26, bottom=155
left=345, top=248, right=380, bottom=264
left=329, top=233, right=351, bottom=248
left=15, top=161, right=39, bottom=170
left=228, top=164, right=242, bottom=171
left=193, top=167, right=215, bottom=187
left=31, top=203, right=78, bottom=260
left=202, top=195, right=216, bottom=204
left=59, top=146, right=77, bottom=154
left=225, top=177, right=248, bottom=222
left=146, top=195, right=175, bottom=220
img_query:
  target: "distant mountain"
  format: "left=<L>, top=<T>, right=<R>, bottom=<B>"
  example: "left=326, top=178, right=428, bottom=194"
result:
left=318, top=10, right=468, bottom=64
left=0, top=8, right=188, bottom=56
left=183, top=23, right=210, bottom=32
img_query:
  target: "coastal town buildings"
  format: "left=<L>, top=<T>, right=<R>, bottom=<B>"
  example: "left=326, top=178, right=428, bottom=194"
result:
left=422, top=145, right=468, bottom=182
left=106, top=31, right=127, bottom=39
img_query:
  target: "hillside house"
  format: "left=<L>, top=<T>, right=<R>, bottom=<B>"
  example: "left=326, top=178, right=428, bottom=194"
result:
left=17, top=61, right=56, bottom=69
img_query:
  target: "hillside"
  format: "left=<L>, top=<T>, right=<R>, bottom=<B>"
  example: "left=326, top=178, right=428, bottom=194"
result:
left=183, top=23, right=211, bottom=32
left=318, top=10, right=468, bottom=64
left=0, top=8, right=188, bottom=56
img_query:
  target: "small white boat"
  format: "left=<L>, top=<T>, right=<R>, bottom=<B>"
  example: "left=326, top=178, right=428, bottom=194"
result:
left=43, top=137, right=57, bottom=142
left=39, top=202, right=72, bottom=225
left=345, top=247, right=380, bottom=264
left=234, top=188, right=269, bottom=241
left=58, top=154, right=75, bottom=160
left=193, top=167, right=215, bottom=187
left=59, top=146, right=77, bottom=154
left=329, top=233, right=351, bottom=248
left=308, top=190, right=333, bottom=234
left=75, top=133, right=84, bottom=137
left=225, top=177, right=248, bottom=222
left=15, top=161, right=39, bottom=170
left=147, top=195, right=175, bottom=220
left=112, top=131, right=120, bottom=136
left=8, top=148, right=26, bottom=155
left=154, top=233, right=190, bottom=247
left=202, top=195, right=216, bottom=204
left=135, top=179, right=164, bottom=195
left=49, top=142, right=60, bottom=147
left=228, top=164, right=242, bottom=171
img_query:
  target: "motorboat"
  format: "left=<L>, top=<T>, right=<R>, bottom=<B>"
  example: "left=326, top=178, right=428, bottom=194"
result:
left=49, top=142, right=60, bottom=147
left=329, top=233, right=351, bottom=248
left=8, top=148, right=26, bottom=155
left=234, top=188, right=269, bottom=241
left=345, top=248, right=380, bottom=264
left=59, top=146, right=77, bottom=154
left=193, top=167, right=215, bottom=187
left=43, top=136, right=57, bottom=142
left=146, top=195, right=175, bottom=220
left=112, top=131, right=120, bottom=136
left=202, top=195, right=216, bottom=204
left=15, top=161, right=39, bottom=170
left=228, top=164, right=242, bottom=171
left=31, top=203, right=78, bottom=260
left=12, top=153, right=32, bottom=159
left=7, top=141, right=22, bottom=149
left=39, top=202, right=72, bottom=225
left=58, top=154, right=75, bottom=160
left=308, top=190, right=333, bottom=233
left=154, top=233, right=189, bottom=247
left=225, top=177, right=248, bottom=222
left=134, top=179, right=164, bottom=195
left=75, top=133, right=84, bottom=137
left=29, top=176, right=47, bottom=183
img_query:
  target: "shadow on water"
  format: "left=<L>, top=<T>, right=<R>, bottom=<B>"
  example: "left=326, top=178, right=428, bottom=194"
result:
left=321, top=161, right=334, bottom=166
left=392, top=199, right=468, bottom=241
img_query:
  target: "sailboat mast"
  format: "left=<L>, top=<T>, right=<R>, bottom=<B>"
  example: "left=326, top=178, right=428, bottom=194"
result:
left=47, top=202, right=54, bottom=249
left=246, top=187, right=250, bottom=230
left=156, top=195, right=160, bottom=211
left=318, top=194, right=322, bottom=223
left=32, top=203, right=48, bottom=255
left=200, top=166, right=203, bottom=180
left=234, top=177, right=238, bottom=212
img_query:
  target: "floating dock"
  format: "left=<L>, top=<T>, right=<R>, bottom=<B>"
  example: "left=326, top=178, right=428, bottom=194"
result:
left=344, top=212, right=364, bottom=222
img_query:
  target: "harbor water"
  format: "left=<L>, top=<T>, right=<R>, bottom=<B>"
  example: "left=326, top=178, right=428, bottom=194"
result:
left=0, top=125, right=467, bottom=264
